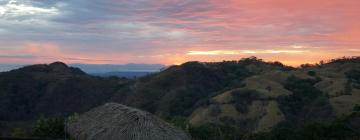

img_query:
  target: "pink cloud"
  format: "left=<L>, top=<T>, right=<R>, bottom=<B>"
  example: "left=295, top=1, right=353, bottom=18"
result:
left=0, top=0, right=359, bottom=66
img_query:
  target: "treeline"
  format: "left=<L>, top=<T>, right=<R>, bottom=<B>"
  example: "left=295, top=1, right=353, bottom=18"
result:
left=9, top=117, right=67, bottom=139
left=9, top=110, right=360, bottom=140
left=167, top=111, right=360, bottom=140
left=300, top=56, right=360, bottom=68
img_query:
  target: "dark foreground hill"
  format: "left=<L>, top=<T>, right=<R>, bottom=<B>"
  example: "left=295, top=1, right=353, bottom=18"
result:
left=0, top=62, right=131, bottom=121
left=1, top=57, right=360, bottom=139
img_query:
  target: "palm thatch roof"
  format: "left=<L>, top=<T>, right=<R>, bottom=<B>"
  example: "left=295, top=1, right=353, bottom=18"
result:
left=67, top=103, right=191, bottom=140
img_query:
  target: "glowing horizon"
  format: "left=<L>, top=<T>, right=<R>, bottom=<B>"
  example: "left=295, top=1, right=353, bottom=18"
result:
left=0, top=0, right=359, bottom=66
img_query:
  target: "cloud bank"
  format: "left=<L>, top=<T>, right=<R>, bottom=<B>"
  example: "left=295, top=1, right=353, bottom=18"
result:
left=0, top=0, right=359, bottom=65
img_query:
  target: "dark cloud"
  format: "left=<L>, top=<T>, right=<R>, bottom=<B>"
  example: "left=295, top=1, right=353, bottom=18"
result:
left=0, top=54, right=112, bottom=62
left=0, top=55, right=36, bottom=59
left=0, top=0, right=359, bottom=65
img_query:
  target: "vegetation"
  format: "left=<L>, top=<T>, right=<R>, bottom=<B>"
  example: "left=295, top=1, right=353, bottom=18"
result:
left=299, top=56, right=360, bottom=68
left=354, top=104, right=360, bottom=112
left=16, top=113, right=360, bottom=140
left=167, top=117, right=244, bottom=140
left=307, top=70, right=316, bottom=76
left=328, top=56, right=360, bottom=64
left=346, top=69, right=360, bottom=89
left=0, top=62, right=130, bottom=121
left=231, top=89, right=260, bottom=113
left=167, top=116, right=189, bottom=130
left=11, top=128, right=28, bottom=137
left=246, top=113, right=360, bottom=140
left=189, top=123, right=244, bottom=140
left=31, top=117, right=66, bottom=139
left=165, top=112, right=360, bottom=140
left=6, top=115, right=81, bottom=139
left=129, top=59, right=254, bottom=117
left=278, top=76, right=333, bottom=123
left=345, top=69, right=360, bottom=94
left=1, top=57, right=360, bottom=139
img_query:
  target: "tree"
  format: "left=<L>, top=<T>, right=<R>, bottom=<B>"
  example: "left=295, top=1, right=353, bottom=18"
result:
left=32, top=117, right=66, bottom=138
left=11, top=128, right=29, bottom=137
left=189, top=123, right=244, bottom=140
left=307, top=71, right=316, bottom=76
left=354, top=104, right=360, bottom=112
left=168, top=116, right=189, bottom=130
left=346, top=70, right=360, bottom=82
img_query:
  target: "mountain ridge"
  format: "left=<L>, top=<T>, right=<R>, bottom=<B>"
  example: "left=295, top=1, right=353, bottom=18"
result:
left=1, top=57, right=360, bottom=137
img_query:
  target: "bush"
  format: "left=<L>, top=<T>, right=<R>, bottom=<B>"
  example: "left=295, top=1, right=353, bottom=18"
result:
left=31, top=117, right=66, bottom=138
left=232, top=89, right=259, bottom=113
left=354, top=104, right=360, bottom=112
left=247, top=120, right=358, bottom=140
left=346, top=70, right=360, bottom=81
left=328, top=56, right=360, bottom=64
left=278, top=76, right=331, bottom=122
left=11, top=128, right=29, bottom=137
left=307, top=71, right=316, bottom=76
left=167, top=116, right=189, bottom=130
left=166, top=114, right=359, bottom=140
left=165, top=116, right=244, bottom=140
left=189, top=123, right=244, bottom=140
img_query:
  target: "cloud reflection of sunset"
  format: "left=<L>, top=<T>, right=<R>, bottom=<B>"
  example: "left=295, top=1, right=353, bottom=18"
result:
left=0, top=0, right=359, bottom=66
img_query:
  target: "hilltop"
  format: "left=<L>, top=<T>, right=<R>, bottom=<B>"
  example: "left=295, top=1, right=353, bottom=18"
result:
left=0, top=62, right=132, bottom=121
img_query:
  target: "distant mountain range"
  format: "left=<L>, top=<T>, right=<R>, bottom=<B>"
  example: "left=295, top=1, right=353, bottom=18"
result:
left=0, top=63, right=165, bottom=78
left=69, top=63, right=165, bottom=73
left=0, top=64, right=25, bottom=72
left=91, top=71, right=154, bottom=79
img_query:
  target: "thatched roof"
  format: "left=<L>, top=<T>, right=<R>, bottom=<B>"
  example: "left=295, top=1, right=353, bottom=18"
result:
left=67, top=103, right=191, bottom=140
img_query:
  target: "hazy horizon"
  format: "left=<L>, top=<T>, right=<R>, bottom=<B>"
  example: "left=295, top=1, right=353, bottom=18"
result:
left=0, top=56, right=358, bottom=72
left=0, top=63, right=166, bottom=73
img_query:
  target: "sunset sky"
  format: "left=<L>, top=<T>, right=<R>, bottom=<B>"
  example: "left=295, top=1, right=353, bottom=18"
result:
left=0, top=0, right=359, bottom=66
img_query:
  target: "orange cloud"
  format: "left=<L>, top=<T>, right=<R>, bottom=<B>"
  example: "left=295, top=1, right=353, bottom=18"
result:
left=0, top=0, right=359, bottom=66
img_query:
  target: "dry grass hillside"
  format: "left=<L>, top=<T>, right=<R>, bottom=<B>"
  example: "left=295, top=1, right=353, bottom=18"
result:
left=189, top=75, right=289, bottom=132
left=189, top=57, right=360, bottom=132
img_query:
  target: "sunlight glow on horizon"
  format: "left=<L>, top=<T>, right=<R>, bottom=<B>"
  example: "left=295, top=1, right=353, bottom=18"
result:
left=187, top=49, right=305, bottom=56
left=0, top=0, right=359, bottom=66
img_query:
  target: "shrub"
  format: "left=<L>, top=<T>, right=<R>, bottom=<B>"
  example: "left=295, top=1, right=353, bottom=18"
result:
left=11, top=128, right=29, bottom=137
left=278, top=76, right=330, bottom=122
left=346, top=70, right=360, bottom=83
left=246, top=120, right=358, bottom=140
left=189, top=123, right=244, bottom=140
left=307, top=71, right=316, bottom=76
left=232, top=89, right=259, bottom=113
left=168, top=116, right=189, bottom=130
left=32, top=117, right=66, bottom=138
left=354, top=104, right=360, bottom=112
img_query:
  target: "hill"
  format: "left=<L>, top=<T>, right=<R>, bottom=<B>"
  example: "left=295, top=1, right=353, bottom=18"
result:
left=125, top=57, right=289, bottom=117
left=124, top=57, right=360, bottom=134
left=0, top=62, right=132, bottom=121
left=1, top=57, right=360, bottom=139
left=188, top=57, right=360, bottom=132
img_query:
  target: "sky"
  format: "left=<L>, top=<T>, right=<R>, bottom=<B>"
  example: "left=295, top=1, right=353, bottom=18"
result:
left=0, top=0, right=359, bottom=66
